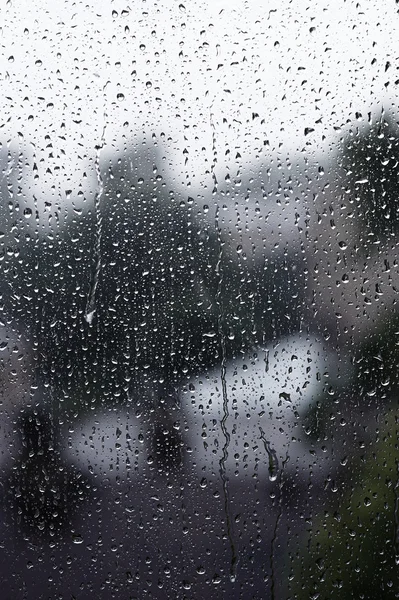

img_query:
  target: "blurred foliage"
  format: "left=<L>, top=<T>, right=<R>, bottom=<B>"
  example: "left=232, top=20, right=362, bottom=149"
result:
left=355, top=314, right=399, bottom=400
left=304, top=314, right=399, bottom=439
left=290, top=288, right=399, bottom=599
left=4, top=407, right=92, bottom=541
left=340, top=112, right=399, bottom=243
left=288, top=114, right=399, bottom=598
left=291, top=408, right=398, bottom=599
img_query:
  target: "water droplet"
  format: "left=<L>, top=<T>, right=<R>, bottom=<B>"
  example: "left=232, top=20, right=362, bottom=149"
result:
left=72, top=534, right=83, bottom=544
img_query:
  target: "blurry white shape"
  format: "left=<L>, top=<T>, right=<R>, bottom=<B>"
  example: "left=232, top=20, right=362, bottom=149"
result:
left=65, top=334, right=340, bottom=482
left=64, top=408, right=150, bottom=482
left=180, top=333, right=338, bottom=479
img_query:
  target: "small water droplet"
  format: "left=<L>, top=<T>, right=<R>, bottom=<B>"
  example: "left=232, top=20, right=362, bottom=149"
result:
left=72, top=534, right=83, bottom=544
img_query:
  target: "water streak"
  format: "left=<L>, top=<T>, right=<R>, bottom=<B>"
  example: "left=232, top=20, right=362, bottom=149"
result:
left=216, top=205, right=237, bottom=582
left=260, top=427, right=286, bottom=600
left=212, top=105, right=237, bottom=582
left=85, top=81, right=109, bottom=325
left=259, top=426, right=279, bottom=482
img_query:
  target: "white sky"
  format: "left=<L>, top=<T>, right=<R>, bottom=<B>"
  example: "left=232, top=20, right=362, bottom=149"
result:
left=0, top=0, right=398, bottom=215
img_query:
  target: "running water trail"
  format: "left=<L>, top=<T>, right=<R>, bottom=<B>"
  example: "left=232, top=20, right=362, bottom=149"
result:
left=259, top=427, right=279, bottom=483
left=216, top=204, right=237, bottom=583
left=260, top=426, right=287, bottom=600
left=211, top=105, right=238, bottom=583
left=85, top=81, right=109, bottom=325
left=269, top=453, right=288, bottom=600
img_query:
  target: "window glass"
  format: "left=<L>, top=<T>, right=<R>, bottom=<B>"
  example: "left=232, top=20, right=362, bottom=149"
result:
left=1, top=1, right=398, bottom=597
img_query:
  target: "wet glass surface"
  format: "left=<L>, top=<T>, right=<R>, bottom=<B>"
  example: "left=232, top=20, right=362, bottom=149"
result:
left=0, top=1, right=398, bottom=598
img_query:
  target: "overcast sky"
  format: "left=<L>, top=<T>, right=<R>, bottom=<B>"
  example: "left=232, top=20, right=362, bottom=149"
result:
left=1, top=0, right=398, bottom=215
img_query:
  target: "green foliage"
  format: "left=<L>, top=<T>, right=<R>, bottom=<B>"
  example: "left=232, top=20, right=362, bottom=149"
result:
left=290, top=305, right=399, bottom=599
left=292, top=410, right=398, bottom=599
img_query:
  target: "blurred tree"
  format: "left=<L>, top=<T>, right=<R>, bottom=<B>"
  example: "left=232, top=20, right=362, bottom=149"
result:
left=354, top=314, right=399, bottom=403
left=340, top=111, right=399, bottom=244
left=4, top=407, right=92, bottom=541
left=2, top=138, right=306, bottom=465
left=290, top=408, right=398, bottom=600
left=288, top=262, right=399, bottom=599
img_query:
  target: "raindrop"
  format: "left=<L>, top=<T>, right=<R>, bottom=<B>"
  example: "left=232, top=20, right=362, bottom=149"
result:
left=72, top=534, right=84, bottom=544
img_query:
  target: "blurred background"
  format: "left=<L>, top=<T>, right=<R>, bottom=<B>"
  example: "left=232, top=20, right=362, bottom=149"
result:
left=0, top=1, right=398, bottom=598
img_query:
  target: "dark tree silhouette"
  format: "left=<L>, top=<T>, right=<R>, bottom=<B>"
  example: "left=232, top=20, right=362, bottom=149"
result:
left=2, top=138, right=306, bottom=466
left=340, top=111, right=399, bottom=243
left=4, top=407, right=92, bottom=541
